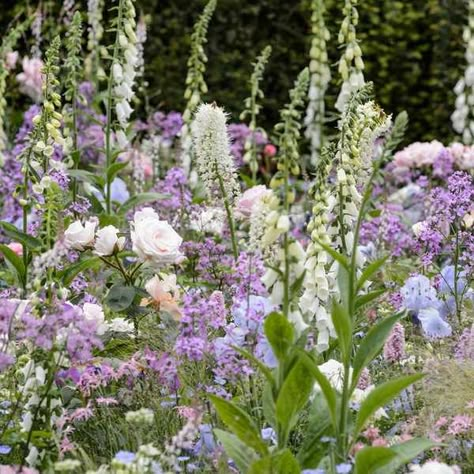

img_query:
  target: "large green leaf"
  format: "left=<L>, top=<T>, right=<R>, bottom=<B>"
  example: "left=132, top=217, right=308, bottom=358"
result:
left=354, top=446, right=397, bottom=474
left=105, top=284, right=136, bottom=312
left=0, top=243, right=25, bottom=283
left=377, top=438, right=438, bottom=474
left=275, top=357, right=314, bottom=445
left=209, top=395, right=268, bottom=456
left=248, top=449, right=300, bottom=474
left=106, top=161, right=129, bottom=182
left=300, top=353, right=337, bottom=429
left=118, top=192, right=168, bottom=213
left=263, top=312, right=294, bottom=362
left=351, top=313, right=402, bottom=391
left=354, top=374, right=423, bottom=438
left=297, top=393, right=333, bottom=469
left=330, top=300, right=352, bottom=362
left=355, top=289, right=386, bottom=310
left=214, top=429, right=258, bottom=472
left=0, top=222, right=41, bottom=250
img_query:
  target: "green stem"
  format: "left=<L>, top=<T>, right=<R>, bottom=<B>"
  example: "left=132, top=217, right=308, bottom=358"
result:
left=104, top=0, right=125, bottom=215
left=216, top=169, right=238, bottom=260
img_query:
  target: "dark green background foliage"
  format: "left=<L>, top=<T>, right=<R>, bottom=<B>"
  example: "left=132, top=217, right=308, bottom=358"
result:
left=1, top=0, right=468, bottom=143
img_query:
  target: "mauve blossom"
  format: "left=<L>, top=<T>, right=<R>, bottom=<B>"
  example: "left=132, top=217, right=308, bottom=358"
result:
left=384, top=322, right=405, bottom=363
left=16, top=57, right=44, bottom=102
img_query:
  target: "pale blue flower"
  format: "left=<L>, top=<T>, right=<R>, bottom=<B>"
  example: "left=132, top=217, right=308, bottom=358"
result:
left=401, top=274, right=440, bottom=312
left=439, top=265, right=467, bottom=295
left=114, top=451, right=136, bottom=464
left=417, top=307, right=452, bottom=338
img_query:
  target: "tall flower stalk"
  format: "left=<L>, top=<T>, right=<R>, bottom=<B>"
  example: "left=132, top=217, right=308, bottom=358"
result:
left=304, top=0, right=331, bottom=167
left=335, top=0, right=365, bottom=113
left=104, top=0, right=137, bottom=214
left=240, top=45, right=272, bottom=184
left=271, top=67, right=309, bottom=317
left=64, top=11, right=83, bottom=203
left=180, top=0, right=217, bottom=175
left=451, top=0, right=474, bottom=144
left=192, top=103, right=240, bottom=259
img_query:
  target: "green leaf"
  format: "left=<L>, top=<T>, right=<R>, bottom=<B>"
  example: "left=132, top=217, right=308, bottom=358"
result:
left=330, top=300, right=352, bottom=362
left=300, top=353, right=337, bottom=429
left=354, top=446, right=397, bottom=474
left=214, top=429, right=258, bottom=472
left=209, top=395, right=268, bottom=456
left=0, top=243, right=25, bottom=283
left=0, top=222, right=41, bottom=250
left=106, top=161, right=128, bottom=182
left=354, top=374, right=423, bottom=438
left=118, top=192, right=168, bottom=213
left=68, top=169, right=104, bottom=188
left=105, top=284, right=136, bottom=312
left=337, top=263, right=351, bottom=310
left=263, top=312, right=294, bottom=362
left=351, top=313, right=402, bottom=391
left=249, top=449, right=300, bottom=474
left=381, top=438, right=438, bottom=473
left=316, top=239, right=349, bottom=270
left=355, top=289, right=386, bottom=310
left=297, top=393, right=333, bottom=469
left=275, top=357, right=314, bottom=445
left=59, top=257, right=101, bottom=286
left=357, top=256, right=388, bottom=291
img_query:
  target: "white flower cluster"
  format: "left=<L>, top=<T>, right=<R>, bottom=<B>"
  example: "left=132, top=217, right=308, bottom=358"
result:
left=304, top=0, right=331, bottom=166
left=262, top=240, right=308, bottom=334
left=451, top=0, right=474, bottom=144
left=335, top=0, right=365, bottom=113
left=248, top=190, right=290, bottom=253
left=300, top=159, right=337, bottom=352
left=125, top=407, right=155, bottom=425
left=192, top=103, right=240, bottom=205
left=112, top=0, right=137, bottom=148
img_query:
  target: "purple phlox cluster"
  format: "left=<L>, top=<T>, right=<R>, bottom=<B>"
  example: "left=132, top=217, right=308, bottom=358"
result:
left=149, top=111, right=183, bottom=142
left=144, top=347, right=180, bottom=392
left=433, top=148, right=455, bottom=179
left=383, top=322, right=405, bottom=363
left=0, top=299, right=28, bottom=372
left=225, top=251, right=267, bottom=299
left=174, top=290, right=227, bottom=362
left=152, top=167, right=192, bottom=225
left=400, top=274, right=452, bottom=338
left=227, top=123, right=267, bottom=167
left=455, top=326, right=474, bottom=360
left=19, top=302, right=103, bottom=363
left=360, top=204, right=414, bottom=257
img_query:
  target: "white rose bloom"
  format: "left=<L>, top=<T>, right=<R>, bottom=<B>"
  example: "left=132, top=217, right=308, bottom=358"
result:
left=131, top=207, right=183, bottom=266
left=410, top=461, right=460, bottom=474
left=94, top=225, right=125, bottom=256
left=83, top=303, right=106, bottom=335
left=107, top=317, right=134, bottom=334
left=64, top=219, right=97, bottom=250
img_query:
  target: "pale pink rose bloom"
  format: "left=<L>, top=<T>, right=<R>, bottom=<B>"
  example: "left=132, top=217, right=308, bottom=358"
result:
left=393, top=140, right=444, bottom=170
left=5, top=51, right=19, bottom=70
left=17, top=57, right=44, bottom=102
left=448, top=142, right=474, bottom=169
left=144, top=274, right=181, bottom=319
left=235, top=185, right=271, bottom=219
left=6, top=242, right=23, bottom=256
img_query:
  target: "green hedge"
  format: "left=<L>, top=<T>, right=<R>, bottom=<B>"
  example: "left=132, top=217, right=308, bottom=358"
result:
left=1, top=0, right=468, bottom=143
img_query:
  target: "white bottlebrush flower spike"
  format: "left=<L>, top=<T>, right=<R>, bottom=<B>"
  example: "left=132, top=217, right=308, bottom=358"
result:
left=192, top=103, right=240, bottom=205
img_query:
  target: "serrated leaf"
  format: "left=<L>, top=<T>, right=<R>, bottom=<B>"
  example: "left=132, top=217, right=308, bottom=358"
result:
left=214, top=429, right=258, bottom=472
left=354, top=374, right=423, bottom=438
left=351, top=313, right=402, bottom=391
left=263, top=312, right=294, bottom=362
left=209, top=395, right=268, bottom=456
